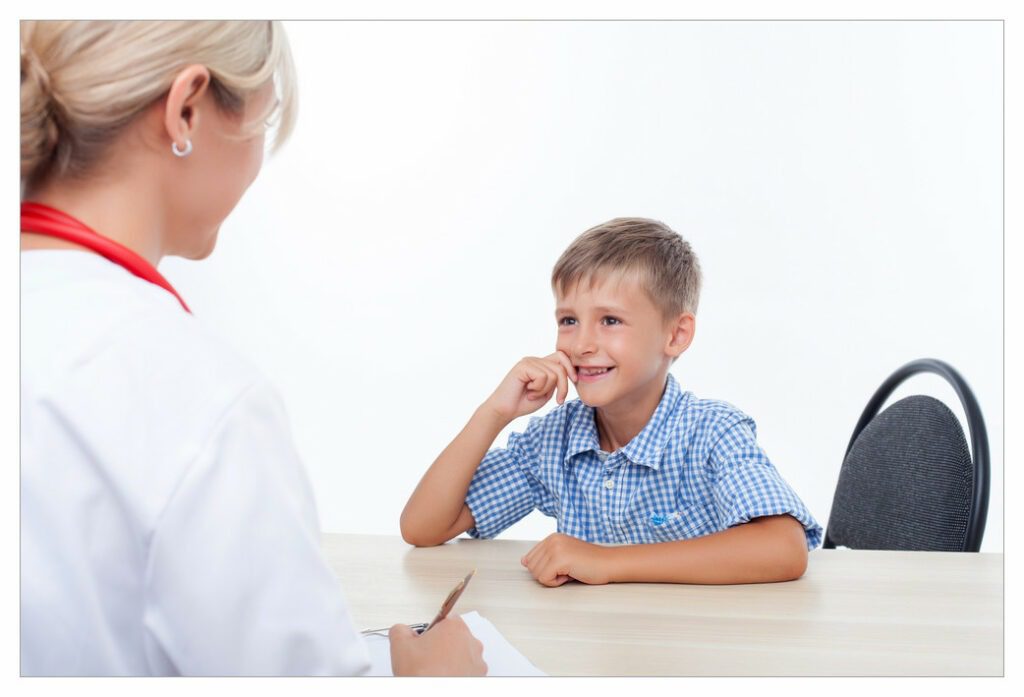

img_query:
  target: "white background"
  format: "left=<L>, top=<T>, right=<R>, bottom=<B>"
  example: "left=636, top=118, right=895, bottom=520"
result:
left=163, top=20, right=1004, bottom=551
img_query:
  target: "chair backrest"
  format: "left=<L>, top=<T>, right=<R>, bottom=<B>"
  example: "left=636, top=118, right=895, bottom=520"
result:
left=823, top=359, right=989, bottom=552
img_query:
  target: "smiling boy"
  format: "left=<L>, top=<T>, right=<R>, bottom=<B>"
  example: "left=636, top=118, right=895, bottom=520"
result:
left=401, top=218, right=821, bottom=586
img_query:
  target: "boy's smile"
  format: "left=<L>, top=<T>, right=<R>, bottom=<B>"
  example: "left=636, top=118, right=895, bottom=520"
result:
left=576, top=366, right=614, bottom=382
left=554, top=270, right=694, bottom=449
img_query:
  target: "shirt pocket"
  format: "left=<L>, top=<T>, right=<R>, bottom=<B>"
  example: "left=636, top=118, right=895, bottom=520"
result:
left=630, top=503, right=718, bottom=544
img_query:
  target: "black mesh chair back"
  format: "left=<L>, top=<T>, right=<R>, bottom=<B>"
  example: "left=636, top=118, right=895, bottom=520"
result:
left=823, top=359, right=989, bottom=552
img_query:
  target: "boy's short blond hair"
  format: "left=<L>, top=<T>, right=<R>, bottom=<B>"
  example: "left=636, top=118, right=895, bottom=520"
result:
left=551, top=217, right=702, bottom=319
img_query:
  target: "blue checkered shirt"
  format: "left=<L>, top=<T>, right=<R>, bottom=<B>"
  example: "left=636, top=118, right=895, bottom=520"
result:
left=465, top=374, right=822, bottom=548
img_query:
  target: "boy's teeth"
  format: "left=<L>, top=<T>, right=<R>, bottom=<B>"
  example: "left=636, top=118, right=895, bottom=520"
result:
left=581, top=367, right=609, bottom=375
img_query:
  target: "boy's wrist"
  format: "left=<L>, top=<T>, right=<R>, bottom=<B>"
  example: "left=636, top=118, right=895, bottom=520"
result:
left=475, top=400, right=514, bottom=429
left=600, top=543, right=662, bottom=584
left=601, top=544, right=630, bottom=583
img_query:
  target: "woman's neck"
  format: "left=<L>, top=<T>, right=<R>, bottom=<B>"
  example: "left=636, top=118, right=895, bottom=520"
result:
left=22, top=178, right=166, bottom=266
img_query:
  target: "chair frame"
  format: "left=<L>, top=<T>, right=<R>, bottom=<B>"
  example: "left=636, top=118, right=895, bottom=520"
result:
left=823, top=358, right=990, bottom=552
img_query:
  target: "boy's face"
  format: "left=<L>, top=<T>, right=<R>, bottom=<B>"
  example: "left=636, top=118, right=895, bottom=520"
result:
left=554, top=271, right=690, bottom=410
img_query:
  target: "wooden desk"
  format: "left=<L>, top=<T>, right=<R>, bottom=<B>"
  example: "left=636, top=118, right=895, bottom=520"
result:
left=322, top=533, right=1002, bottom=676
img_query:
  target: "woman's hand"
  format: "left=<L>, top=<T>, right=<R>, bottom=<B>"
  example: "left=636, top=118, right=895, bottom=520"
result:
left=483, top=351, right=578, bottom=423
left=388, top=616, right=487, bottom=676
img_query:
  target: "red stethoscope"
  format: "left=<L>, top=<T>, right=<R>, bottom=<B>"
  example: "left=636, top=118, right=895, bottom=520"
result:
left=20, top=201, right=191, bottom=313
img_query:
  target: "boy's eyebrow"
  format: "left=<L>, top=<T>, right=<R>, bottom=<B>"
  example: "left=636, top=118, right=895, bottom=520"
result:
left=555, top=305, right=630, bottom=315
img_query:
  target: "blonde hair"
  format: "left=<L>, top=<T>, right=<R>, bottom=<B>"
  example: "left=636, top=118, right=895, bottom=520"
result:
left=551, top=217, right=702, bottom=318
left=21, top=20, right=297, bottom=190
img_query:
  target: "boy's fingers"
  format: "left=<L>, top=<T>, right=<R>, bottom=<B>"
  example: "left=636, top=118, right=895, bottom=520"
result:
left=543, top=363, right=560, bottom=387
left=528, top=551, right=546, bottom=580
left=555, top=366, right=568, bottom=404
left=537, top=553, right=562, bottom=586
left=522, top=360, right=547, bottom=387
left=545, top=370, right=559, bottom=398
left=543, top=566, right=571, bottom=588
left=536, top=554, right=551, bottom=583
left=526, top=371, right=546, bottom=393
left=521, top=546, right=534, bottom=568
left=526, top=378, right=556, bottom=402
left=522, top=539, right=544, bottom=568
left=550, top=351, right=577, bottom=383
left=531, top=368, right=557, bottom=402
left=553, top=573, right=572, bottom=587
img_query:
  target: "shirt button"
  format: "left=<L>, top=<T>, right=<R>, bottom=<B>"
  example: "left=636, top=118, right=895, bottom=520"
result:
left=604, top=479, right=615, bottom=489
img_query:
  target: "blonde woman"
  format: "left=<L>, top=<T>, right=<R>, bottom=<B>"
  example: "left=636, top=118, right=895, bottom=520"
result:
left=20, top=21, right=485, bottom=677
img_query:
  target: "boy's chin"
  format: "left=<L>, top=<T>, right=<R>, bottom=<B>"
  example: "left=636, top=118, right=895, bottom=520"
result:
left=575, top=386, right=611, bottom=409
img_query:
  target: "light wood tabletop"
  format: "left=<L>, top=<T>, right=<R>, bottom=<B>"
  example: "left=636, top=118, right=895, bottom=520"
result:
left=322, top=533, right=1003, bottom=677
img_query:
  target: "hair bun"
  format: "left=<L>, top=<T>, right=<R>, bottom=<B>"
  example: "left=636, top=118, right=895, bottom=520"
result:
left=21, top=46, right=61, bottom=182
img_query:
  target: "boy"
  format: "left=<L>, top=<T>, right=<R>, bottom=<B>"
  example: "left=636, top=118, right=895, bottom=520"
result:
left=401, top=218, right=821, bottom=586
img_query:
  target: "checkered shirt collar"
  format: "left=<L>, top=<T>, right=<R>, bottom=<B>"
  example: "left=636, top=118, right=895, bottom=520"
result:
left=564, top=373, right=685, bottom=470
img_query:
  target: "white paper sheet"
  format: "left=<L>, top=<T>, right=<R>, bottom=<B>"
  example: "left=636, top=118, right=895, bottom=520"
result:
left=362, top=611, right=545, bottom=676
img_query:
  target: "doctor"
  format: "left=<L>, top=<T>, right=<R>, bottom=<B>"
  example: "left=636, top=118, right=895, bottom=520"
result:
left=20, top=20, right=485, bottom=676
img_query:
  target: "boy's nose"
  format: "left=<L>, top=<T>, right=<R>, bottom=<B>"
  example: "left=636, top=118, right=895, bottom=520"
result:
left=573, top=328, right=597, bottom=356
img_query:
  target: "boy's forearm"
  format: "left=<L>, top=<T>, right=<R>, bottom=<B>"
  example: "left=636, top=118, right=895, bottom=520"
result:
left=604, top=515, right=809, bottom=584
left=400, top=405, right=510, bottom=546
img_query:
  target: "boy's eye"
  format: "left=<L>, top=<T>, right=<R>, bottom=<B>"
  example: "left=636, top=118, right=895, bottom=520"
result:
left=558, top=317, right=577, bottom=326
left=602, top=316, right=622, bottom=326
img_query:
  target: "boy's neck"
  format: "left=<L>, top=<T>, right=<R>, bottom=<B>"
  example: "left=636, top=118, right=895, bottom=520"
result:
left=593, top=373, right=670, bottom=452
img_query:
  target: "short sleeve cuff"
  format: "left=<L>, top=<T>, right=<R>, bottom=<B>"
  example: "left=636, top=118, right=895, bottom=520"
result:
left=710, top=422, right=823, bottom=550
left=463, top=438, right=540, bottom=539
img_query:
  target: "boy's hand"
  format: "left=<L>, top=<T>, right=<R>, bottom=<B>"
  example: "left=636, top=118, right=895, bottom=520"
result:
left=520, top=533, right=612, bottom=587
left=484, top=352, right=578, bottom=423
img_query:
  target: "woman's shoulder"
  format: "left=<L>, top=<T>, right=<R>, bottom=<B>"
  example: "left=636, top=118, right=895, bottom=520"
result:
left=22, top=252, right=266, bottom=414
left=21, top=253, right=293, bottom=536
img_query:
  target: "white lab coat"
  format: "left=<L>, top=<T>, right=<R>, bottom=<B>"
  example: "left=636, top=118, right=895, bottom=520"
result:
left=20, top=251, right=371, bottom=676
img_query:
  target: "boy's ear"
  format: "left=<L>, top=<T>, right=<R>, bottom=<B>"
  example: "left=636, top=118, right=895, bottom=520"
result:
left=665, top=312, right=696, bottom=359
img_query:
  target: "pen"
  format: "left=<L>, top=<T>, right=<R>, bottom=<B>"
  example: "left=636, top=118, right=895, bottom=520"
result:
left=359, top=568, right=476, bottom=637
left=420, top=569, right=476, bottom=634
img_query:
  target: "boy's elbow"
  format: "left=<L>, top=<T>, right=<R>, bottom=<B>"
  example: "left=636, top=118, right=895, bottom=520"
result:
left=399, top=524, right=421, bottom=546
left=402, top=534, right=435, bottom=547
left=400, top=527, right=433, bottom=547
left=400, top=503, right=474, bottom=547
left=779, top=544, right=808, bottom=581
left=399, top=517, right=427, bottom=547
left=399, top=514, right=444, bottom=547
left=405, top=534, right=447, bottom=548
left=762, top=515, right=809, bottom=582
left=775, top=529, right=809, bottom=581
left=398, top=510, right=422, bottom=546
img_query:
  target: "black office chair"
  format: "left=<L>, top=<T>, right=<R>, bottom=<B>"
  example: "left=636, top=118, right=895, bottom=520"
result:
left=823, top=358, right=990, bottom=552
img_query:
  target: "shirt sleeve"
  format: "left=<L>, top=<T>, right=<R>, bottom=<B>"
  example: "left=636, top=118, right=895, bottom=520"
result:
left=707, top=416, right=823, bottom=550
left=141, top=380, right=371, bottom=676
left=464, top=424, right=546, bottom=539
